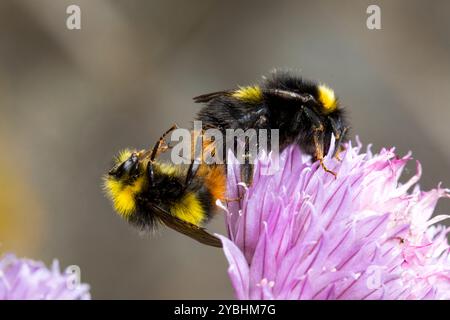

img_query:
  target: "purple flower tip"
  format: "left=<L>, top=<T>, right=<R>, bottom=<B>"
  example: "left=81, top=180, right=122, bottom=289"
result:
left=220, top=138, right=450, bottom=300
left=0, top=253, right=91, bottom=300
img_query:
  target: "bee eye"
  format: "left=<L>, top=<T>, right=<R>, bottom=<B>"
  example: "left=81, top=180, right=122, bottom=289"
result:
left=125, top=154, right=140, bottom=174
left=109, top=153, right=139, bottom=178
left=122, top=158, right=134, bottom=172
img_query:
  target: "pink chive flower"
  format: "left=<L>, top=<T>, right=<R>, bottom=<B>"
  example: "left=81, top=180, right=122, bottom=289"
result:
left=0, top=253, right=91, bottom=300
left=218, top=138, right=450, bottom=300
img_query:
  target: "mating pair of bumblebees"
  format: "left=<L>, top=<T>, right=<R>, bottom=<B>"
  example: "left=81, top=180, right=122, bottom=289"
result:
left=104, top=71, right=349, bottom=248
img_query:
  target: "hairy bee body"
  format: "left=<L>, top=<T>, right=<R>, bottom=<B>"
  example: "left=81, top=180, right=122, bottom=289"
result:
left=195, top=71, right=350, bottom=176
left=104, top=147, right=225, bottom=247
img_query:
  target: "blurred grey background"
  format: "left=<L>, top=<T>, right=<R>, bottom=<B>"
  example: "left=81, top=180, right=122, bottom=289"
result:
left=0, top=0, right=449, bottom=299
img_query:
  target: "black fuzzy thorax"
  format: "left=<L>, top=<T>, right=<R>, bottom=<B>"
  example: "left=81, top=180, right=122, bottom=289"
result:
left=195, top=71, right=349, bottom=159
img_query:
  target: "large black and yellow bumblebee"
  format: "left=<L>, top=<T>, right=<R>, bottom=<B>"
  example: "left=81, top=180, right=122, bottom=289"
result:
left=103, top=126, right=225, bottom=247
left=194, top=70, right=350, bottom=177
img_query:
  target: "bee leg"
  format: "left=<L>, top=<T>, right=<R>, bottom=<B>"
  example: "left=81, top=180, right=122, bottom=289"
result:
left=241, top=163, right=254, bottom=186
left=333, top=127, right=348, bottom=162
left=147, top=161, right=156, bottom=187
left=158, top=137, right=181, bottom=155
left=313, top=127, right=337, bottom=179
left=334, top=150, right=343, bottom=162
left=291, top=106, right=305, bottom=132
left=241, top=133, right=255, bottom=186
left=337, top=127, right=349, bottom=151
left=329, top=118, right=348, bottom=160
left=224, top=195, right=243, bottom=202
left=302, top=108, right=337, bottom=178
left=144, top=124, right=179, bottom=187
left=237, top=111, right=265, bottom=186
left=150, top=124, right=179, bottom=161
left=185, top=158, right=201, bottom=187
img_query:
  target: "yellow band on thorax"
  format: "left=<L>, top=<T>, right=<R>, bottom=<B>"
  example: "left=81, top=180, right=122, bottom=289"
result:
left=232, top=85, right=263, bottom=103
left=317, top=84, right=337, bottom=113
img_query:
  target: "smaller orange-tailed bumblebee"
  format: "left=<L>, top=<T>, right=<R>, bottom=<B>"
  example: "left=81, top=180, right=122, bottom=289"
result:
left=103, top=126, right=225, bottom=247
left=194, top=70, right=350, bottom=177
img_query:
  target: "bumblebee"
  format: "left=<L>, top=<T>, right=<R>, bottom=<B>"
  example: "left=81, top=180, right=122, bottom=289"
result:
left=103, top=126, right=225, bottom=247
left=194, top=70, right=349, bottom=177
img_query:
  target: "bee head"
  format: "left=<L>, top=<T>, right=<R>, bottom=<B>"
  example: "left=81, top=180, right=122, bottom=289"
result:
left=104, top=149, right=146, bottom=219
left=108, top=149, right=140, bottom=180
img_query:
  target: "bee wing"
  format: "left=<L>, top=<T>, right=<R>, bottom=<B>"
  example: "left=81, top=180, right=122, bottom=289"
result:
left=150, top=204, right=223, bottom=248
left=193, top=91, right=231, bottom=103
